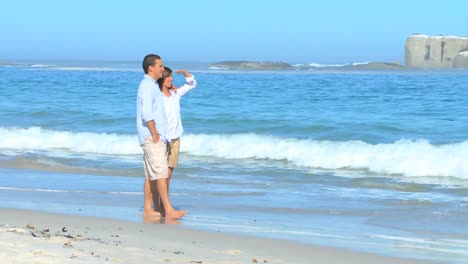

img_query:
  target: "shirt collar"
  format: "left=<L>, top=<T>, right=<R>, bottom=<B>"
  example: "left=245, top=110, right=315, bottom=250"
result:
left=144, top=74, right=157, bottom=82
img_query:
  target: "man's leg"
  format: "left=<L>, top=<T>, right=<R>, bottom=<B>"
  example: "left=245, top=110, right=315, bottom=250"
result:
left=158, top=167, right=173, bottom=216
left=143, top=150, right=161, bottom=218
left=148, top=139, right=186, bottom=219
left=157, top=177, right=186, bottom=219
left=144, top=178, right=161, bottom=218
left=150, top=179, right=162, bottom=213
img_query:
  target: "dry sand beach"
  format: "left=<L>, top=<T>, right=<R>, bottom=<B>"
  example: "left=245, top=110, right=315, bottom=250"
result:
left=0, top=209, right=439, bottom=264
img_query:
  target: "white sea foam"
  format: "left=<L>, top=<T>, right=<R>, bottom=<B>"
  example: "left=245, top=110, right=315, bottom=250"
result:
left=182, top=134, right=468, bottom=179
left=208, top=66, right=230, bottom=70
left=1, top=127, right=467, bottom=179
left=30, top=64, right=58, bottom=68
left=370, top=234, right=468, bottom=256
left=352, top=62, right=370, bottom=66
left=370, top=234, right=468, bottom=247
left=0, top=186, right=140, bottom=195
left=0, top=126, right=141, bottom=155
left=307, top=63, right=347, bottom=68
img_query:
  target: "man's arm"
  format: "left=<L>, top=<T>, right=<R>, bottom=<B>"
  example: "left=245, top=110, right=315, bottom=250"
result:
left=140, top=82, right=160, bottom=143
left=146, top=120, right=160, bottom=143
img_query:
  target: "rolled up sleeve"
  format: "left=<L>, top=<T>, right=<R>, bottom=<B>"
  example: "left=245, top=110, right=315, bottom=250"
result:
left=178, top=75, right=197, bottom=96
left=140, top=83, right=155, bottom=123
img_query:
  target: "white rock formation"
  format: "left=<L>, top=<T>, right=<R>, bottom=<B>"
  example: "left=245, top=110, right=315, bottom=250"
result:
left=454, top=51, right=468, bottom=68
left=405, top=35, right=468, bottom=68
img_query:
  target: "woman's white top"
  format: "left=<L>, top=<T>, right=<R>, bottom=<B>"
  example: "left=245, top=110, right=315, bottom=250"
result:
left=163, top=75, right=197, bottom=140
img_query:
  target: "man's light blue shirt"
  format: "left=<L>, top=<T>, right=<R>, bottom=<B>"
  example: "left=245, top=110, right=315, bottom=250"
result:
left=136, top=75, right=167, bottom=145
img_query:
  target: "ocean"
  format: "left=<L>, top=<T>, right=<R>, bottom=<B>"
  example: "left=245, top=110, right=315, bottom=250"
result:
left=0, top=61, right=467, bottom=263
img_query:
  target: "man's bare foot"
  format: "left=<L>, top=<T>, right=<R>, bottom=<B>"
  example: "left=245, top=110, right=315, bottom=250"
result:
left=165, top=210, right=188, bottom=219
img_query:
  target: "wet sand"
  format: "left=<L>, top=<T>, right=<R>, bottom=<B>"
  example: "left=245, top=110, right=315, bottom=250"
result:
left=0, top=208, right=440, bottom=264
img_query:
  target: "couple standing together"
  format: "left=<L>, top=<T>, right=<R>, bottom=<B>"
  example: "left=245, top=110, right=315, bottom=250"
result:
left=136, top=54, right=196, bottom=220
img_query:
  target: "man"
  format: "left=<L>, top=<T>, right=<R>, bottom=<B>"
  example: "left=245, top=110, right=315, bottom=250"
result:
left=136, top=54, right=187, bottom=219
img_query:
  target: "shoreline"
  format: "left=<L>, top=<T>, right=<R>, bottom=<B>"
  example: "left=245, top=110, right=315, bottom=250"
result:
left=0, top=208, right=440, bottom=264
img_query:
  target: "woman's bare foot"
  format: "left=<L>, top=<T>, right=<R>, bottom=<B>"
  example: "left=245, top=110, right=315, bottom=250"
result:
left=143, top=209, right=161, bottom=219
left=165, top=209, right=188, bottom=219
left=143, top=214, right=164, bottom=224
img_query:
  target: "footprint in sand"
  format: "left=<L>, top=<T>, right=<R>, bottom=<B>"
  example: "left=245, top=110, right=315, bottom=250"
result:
left=31, top=249, right=56, bottom=258
left=6, top=228, right=27, bottom=234
left=224, top=249, right=242, bottom=254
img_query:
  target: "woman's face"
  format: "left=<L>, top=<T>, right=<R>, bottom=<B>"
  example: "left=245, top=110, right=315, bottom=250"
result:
left=163, top=74, right=173, bottom=88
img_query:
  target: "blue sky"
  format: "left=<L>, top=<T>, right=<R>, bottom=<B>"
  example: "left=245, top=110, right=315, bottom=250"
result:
left=1, top=0, right=466, bottom=63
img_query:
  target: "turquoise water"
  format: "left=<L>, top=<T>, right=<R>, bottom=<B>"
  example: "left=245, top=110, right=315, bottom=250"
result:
left=0, top=61, right=467, bottom=263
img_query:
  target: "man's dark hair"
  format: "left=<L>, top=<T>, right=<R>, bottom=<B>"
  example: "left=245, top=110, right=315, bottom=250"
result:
left=157, top=66, right=173, bottom=90
left=142, top=54, right=161, bottom=74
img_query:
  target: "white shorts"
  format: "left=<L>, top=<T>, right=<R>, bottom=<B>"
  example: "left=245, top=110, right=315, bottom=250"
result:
left=142, top=137, right=168, bottom=180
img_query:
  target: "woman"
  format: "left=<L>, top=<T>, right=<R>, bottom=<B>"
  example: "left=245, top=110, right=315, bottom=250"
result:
left=157, top=67, right=197, bottom=190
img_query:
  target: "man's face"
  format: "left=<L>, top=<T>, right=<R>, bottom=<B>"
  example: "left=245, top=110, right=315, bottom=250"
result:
left=152, top=59, right=164, bottom=79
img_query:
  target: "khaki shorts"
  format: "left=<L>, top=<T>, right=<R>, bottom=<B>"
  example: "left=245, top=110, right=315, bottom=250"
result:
left=142, top=137, right=168, bottom=180
left=168, top=138, right=180, bottom=168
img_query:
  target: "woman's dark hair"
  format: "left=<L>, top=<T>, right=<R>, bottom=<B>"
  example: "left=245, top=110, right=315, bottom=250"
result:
left=157, top=66, right=173, bottom=90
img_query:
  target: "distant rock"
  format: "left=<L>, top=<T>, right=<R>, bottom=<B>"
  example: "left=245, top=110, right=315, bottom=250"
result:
left=454, top=51, right=468, bottom=68
left=211, top=61, right=406, bottom=71
left=405, top=34, right=468, bottom=68
left=0, top=61, right=14, bottom=66
left=210, top=61, right=293, bottom=70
